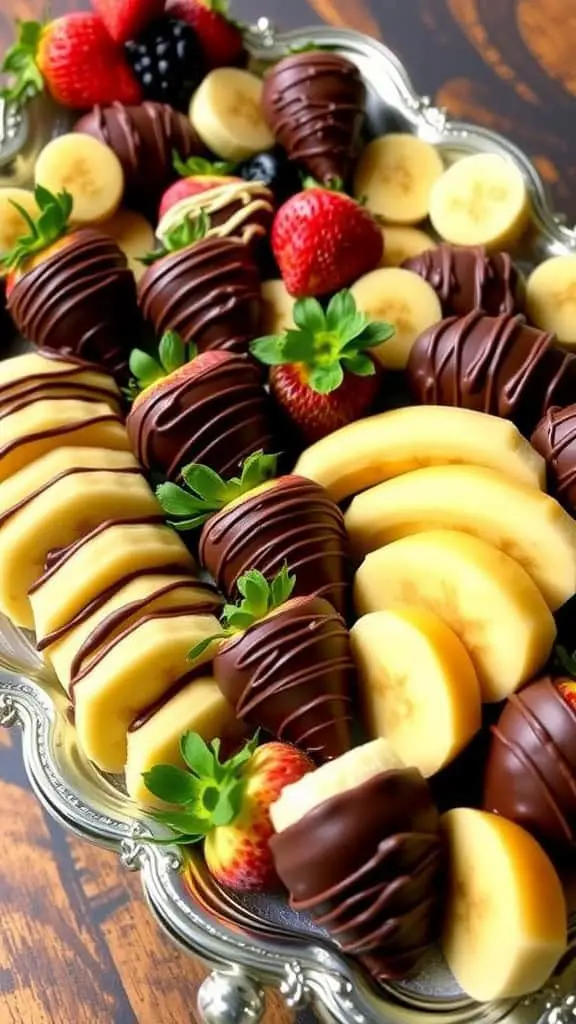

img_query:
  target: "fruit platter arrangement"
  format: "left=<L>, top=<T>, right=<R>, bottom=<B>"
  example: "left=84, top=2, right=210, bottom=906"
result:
left=2, top=2, right=576, bottom=1022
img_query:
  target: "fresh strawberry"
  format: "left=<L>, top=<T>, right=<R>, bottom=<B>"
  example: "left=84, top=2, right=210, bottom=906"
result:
left=127, top=329, right=225, bottom=405
left=2, top=185, right=74, bottom=296
left=558, top=678, right=576, bottom=712
left=1, top=15, right=142, bottom=109
left=165, top=0, right=244, bottom=69
left=250, top=288, right=394, bottom=442
left=159, top=153, right=239, bottom=220
left=91, top=0, right=164, bottom=44
left=144, top=731, right=313, bottom=891
left=272, top=188, right=383, bottom=298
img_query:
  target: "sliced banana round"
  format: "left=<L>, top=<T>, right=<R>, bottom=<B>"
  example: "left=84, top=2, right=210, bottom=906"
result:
left=380, top=225, right=436, bottom=267
left=35, top=133, right=124, bottom=225
left=0, top=188, right=39, bottom=256
left=526, top=254, right=576, bottom=348
left=260, top=279, right=295, bottom=335
left=354, top=133, right=444, bottom=224
left=190, top=68, right=274, bottom=162
left=98, top=209, right=155, bottom=282
left=350, top=266, right=442, bottom=369
left=429, top=152, right=530, bottom=250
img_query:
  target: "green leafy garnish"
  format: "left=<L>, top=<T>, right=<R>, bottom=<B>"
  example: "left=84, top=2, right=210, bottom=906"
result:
left=143, top=731, right=260, bottom=842
left=1, top=185, right=73, bottom=272
left=555, top=645, right=576, bottom=678
left=302, top=175, right=345, bottom=193
left=126, top=331, right=196, bottom=398
left=172, top=151, right=237, bottom=179
left=250, top=289, right=394, bottom=395
left=156, top=450, right=279, bottom=531
left=140, top=210, right=211, bottom=266
left=187, top=563, right=296, bottom=661
left=0, top=20, right=44, bottom=107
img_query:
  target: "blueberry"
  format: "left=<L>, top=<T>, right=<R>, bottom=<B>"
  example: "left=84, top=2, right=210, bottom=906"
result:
left=238, top=147, right=302, bottom=205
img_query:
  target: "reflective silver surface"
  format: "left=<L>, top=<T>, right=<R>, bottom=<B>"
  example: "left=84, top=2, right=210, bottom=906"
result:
left=1, top=18, right=576, bottom=1023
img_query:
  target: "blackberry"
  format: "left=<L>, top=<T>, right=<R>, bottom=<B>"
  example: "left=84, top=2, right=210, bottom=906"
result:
left=125, top=18, right=204, bottom=113
left=237, top=147, right=302, bottom=205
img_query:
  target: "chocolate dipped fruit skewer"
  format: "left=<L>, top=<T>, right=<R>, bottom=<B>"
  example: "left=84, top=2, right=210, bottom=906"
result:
left=3, top=187, right=142, bottom=381
left=262, top=51, right=366, bottom=188
left=126, top=331, right=278, bottom=481
left=190, top=565, right=355, bottom=763
left=407, top=311, right=576, bottom=436
left=402, top=243, right=525, bottom=318
left=138, top=211, right=262, bottom=357
left=157, top=450, right=351, bottom=616
left=0, top=351, right=122, bottom=414
left=269, top=739, right=445, bottom=981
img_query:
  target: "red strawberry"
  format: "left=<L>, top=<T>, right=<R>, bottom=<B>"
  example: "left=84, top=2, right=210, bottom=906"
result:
left=251, top=287, right=394, bottom=442
left=272, top=188, right=383, bottom=298
left=558, top=678, right=576, bottom=711
left=144, top=732, right=313, bottom=891
left=91, top=0, right=165, bottom=44
left=165, top=0, right=244, bottom=69
left=1, top=15, right=142, bottom=109
left=159, top=154, right=240, bottom=220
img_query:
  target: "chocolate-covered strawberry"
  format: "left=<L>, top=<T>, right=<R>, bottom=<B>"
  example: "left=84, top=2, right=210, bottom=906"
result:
left=126, top=331, right=278, bottom=480
left=250, top=289, right=393, bottom=443
left=190, top=565, right=355, bottom=763
left=531, top=403, right=576, bottom=515
left=138, top=211, right=262, bottom=356
left=262, top=51, right=366, bottom=187
left=157, top=450, right=350, bottom=614
left=3, top=186, right=141, bottom=380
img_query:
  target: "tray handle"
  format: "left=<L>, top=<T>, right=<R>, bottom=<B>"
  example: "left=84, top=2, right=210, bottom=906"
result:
left=197, top=969, right=266, bottom=1023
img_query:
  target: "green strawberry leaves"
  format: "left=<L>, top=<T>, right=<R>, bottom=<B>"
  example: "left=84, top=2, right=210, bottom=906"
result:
left=141, top=209, right=211, bottom=265
left=126, top=331, right=196, bottom=397
left=143, top=731, right=260, bottom=841
left=1, top=184, right=73, bottom=272
left=555, top=645, right=576, bottom=679
left=0, top=21, right=44, bottom=107
left=156, top=449, right=279, bottom=531
left=250, top=289, right=394, bottom=394
left=187, top=563, right=296, bottom=661
left=172, top=150, right=237, bottom=179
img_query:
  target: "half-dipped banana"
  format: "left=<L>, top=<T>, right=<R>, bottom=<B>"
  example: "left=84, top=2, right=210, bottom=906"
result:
left=0, top=351, right=121, bottom=413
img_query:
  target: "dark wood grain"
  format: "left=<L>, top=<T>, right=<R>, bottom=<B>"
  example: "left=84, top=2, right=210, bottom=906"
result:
left=0, top=1, right=575, bottom=1020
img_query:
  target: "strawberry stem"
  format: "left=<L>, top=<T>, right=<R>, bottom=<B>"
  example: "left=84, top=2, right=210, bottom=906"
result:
left=141, top=210, right=211, bottom=265
left=172, top=151, right=236, bottom=179
left=0, top=20, right=44, bottom=107
left=0, top=185, right=72, bottom=273
left=127, top=331, right=197, bottom=398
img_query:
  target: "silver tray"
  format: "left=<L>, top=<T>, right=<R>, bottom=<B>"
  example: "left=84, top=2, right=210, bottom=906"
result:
left=1, top=19, right=576, bottom=1024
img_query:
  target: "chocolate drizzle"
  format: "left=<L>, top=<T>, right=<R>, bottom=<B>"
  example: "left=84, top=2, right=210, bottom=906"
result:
left=138, top=236, right=262, bottom=357
left=484, top=677, right=576, bottom=857
left=199, top=476, right=350, bottom=615
left=262, top=51, right=366, bottom=185
left=0, top=353, right=121, bottom=411
left=128, top=665, right=214, bottom=732
left=214, top=595, right=355, bottom=762
left=75, top=102, right=204, bottom=216
left=126, top=351, right=277, bottom=480
left=531, top=404, right=576, bottom=514
left=402, top=244, right=523, bottom=318
left=0, top=464, right=141, bottom=530
left=0, top=396, right=124, bottom=471
left=270, top=769, right=444, bottom=981
left=407, top=311, right=576, bottom=434
left=7, top=229, right=142, bottom=380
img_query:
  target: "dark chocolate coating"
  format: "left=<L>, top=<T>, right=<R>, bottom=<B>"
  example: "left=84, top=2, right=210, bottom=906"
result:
left=214, top=595, right=355, bottom=763
left=262, top=51, right=366, bottom=186
left=270, top=769, right=444, bottom=981
left=199, top=476, right=350, bottom=616
left=407, top=311, right=576, bottom=435
left=126, top=350, right=277, bottom=480
left=138, top=237, right=262, bottom=357
left=402, top=244, right=524, bottom=318
left=7, top=229, right=142, bottom=381
left=75, top=102, right=204, bottom=216
left=484, top=677, right=576, bottom=857
left=531, top=404, right=576, bottom=514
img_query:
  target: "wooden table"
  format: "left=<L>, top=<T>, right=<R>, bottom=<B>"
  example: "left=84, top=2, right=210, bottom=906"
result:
left=0, top=1, right=575, bottom=1021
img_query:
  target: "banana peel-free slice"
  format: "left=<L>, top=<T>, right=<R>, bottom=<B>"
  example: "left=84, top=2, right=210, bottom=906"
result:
left=35, top=133, right=124, bottom=225
left=350, top=266, right=442, bottom=369
left=190, top=68, right=274, bottom=161
left=353, top=133, right=444, bottom=224
left=0, top=351, right=121, bottom=412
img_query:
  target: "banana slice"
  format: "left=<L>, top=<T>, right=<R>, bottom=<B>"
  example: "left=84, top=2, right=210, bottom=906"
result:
left=270, top=738, right=403, bottom=833
left=354, top=530, right=556, bottom=703
left=350, top=267, right=442, bottom=369
left=98, top=209, right=155, bottom=282
left=35, top=133, right=124, bottom=225
left=380, top=225, right=436, bottom=267
left=353, top=133, right=444, bottom=225
left=441, top=808, right=567, bottom=1001
left=0, top=188, right=39, bottom=255
left=351, top=608, right=481, bottom=777
left=429, top=153, right=530, bottom=250
left=190, top=68, right=274, bottom=162
left=261, top=279, right=295, bottom=335
left=525, top=254, right=576, bottom=349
